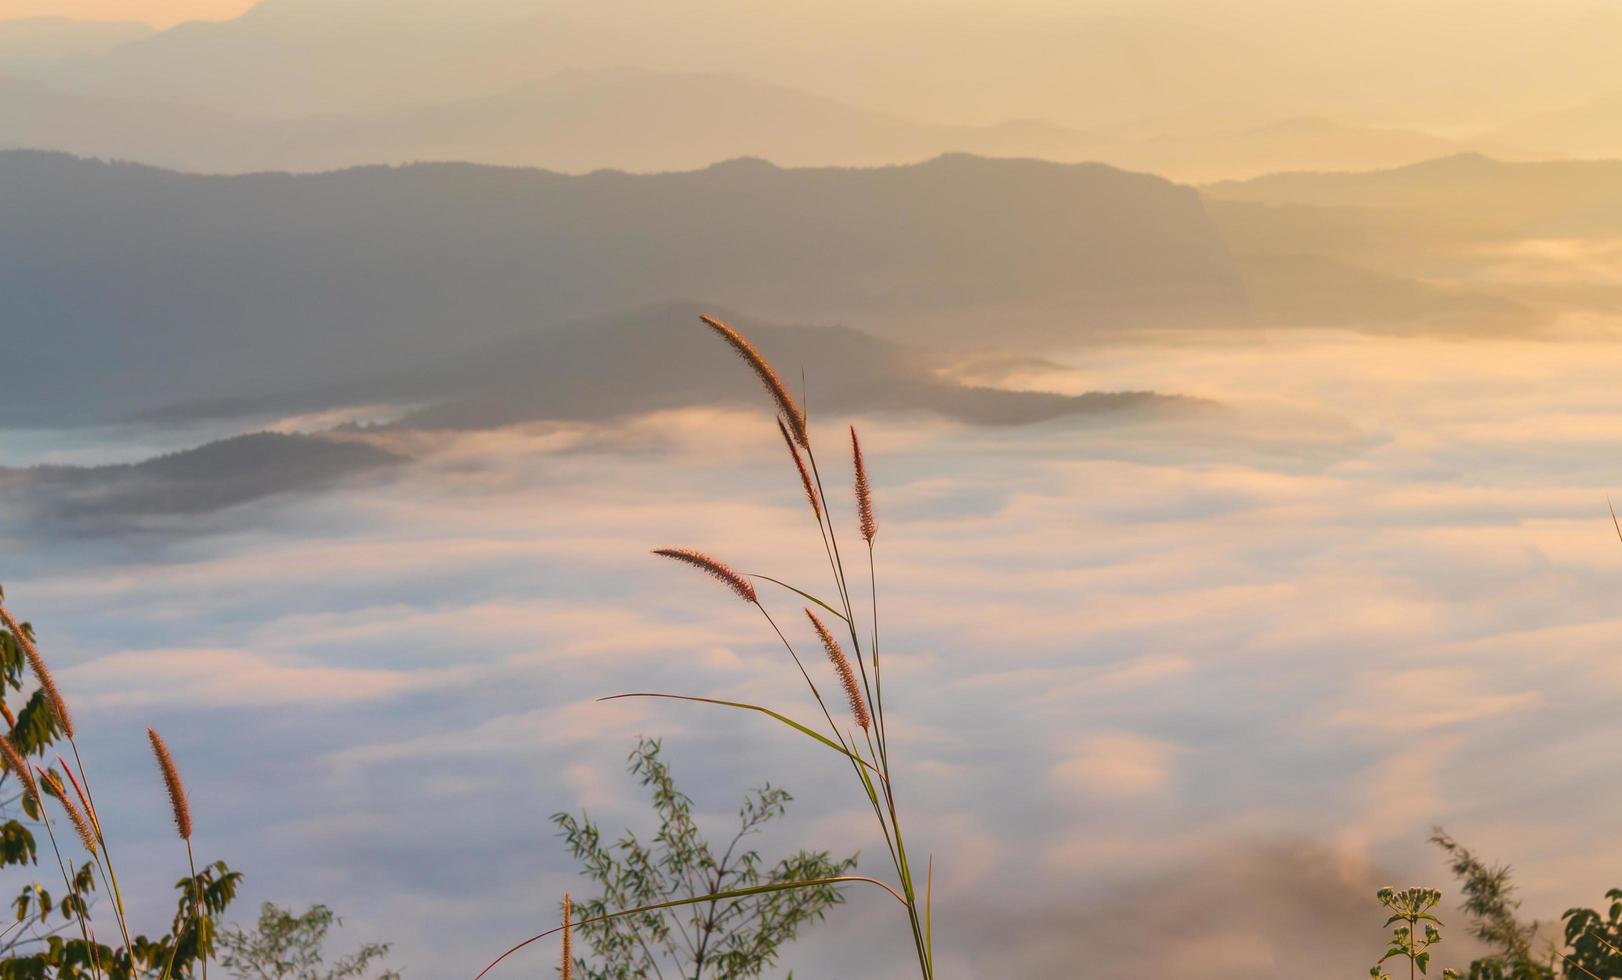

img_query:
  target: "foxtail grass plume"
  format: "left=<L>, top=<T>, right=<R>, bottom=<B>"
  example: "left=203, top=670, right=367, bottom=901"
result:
left=806, top=608, right=871, bottom=731
left=56, top=756, right=100, bottom=837
left=851, top=426, right=876, bottom=543
left=39, top=767, right=97, bottom=854
left=147, top=728, right=192, bottom=841
left=778, top=417, right=821, bottom=519
left=0, top=735, right=39, bottom=806
left=0, top=701, right=14, bottom=730
left=652, top=548, right=758, bottom=604
left=0, top=603, right=74, bottom=738
left=700, top=314, right=808, bottom=448
left=561, top=892, right=573, bottom=980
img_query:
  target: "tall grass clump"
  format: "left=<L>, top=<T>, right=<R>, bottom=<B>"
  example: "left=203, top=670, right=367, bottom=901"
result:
left=0, top=587, right=239, bottom=978
left=479, top=314, right=935, bottom=977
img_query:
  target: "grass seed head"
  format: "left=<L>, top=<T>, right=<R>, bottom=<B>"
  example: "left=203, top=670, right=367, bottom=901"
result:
left=700, top=314, right=808, bottom=448
left=652, top=548, right=758, bottom=604
left=0, top=736, right=39, bottom=807
left=851, top=426, right=876, bottom=543
left=39, top=767, right=97, bottom=854
left=56, top=756, right=101, bottom=838
left=779, top=417, right=822, bottom=520
left=561, top=892, right=573, bottom=980
left=0, top=603, right=74, bottom=739
left=806, top=608, right=871, bottom=731
left=147, top=728, right=192, bottom=841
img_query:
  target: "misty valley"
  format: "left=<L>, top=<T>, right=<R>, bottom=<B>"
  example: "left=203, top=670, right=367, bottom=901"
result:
left=4, top=2, right=1622, bottom=978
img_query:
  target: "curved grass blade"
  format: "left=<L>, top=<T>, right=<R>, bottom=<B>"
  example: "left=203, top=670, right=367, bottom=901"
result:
left=926, top=855, right=934, bottom=972
left=598, top=693, right=885, bottom=782
left=474, top=875, right=907, bottom=979
left=749, top=574, right=849, bottom=623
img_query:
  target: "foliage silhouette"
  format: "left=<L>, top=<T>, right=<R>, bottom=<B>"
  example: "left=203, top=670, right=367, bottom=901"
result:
left=553, top=738, right=856, bottom=980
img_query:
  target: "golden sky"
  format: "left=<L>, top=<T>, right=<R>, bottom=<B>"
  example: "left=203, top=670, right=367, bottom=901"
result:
left=0, top=0, right=253, bottom=26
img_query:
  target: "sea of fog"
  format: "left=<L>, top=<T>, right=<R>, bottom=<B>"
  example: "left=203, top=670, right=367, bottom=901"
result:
left=5, top=327, right=1622, bottom=977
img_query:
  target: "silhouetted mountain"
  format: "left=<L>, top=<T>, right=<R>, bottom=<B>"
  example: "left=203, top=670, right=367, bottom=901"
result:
left=1206, top=154, right=1622, bottom=234
left=0, top=432, right=401, bottom=529
left=0, top=65, right=1473, bottom=181
left=0, top=75, right=249, bottom=171
left=0, top=151, right=1247, bottom=424
left=19, top=0, right=1622, bottom=143
left=27, top=0, right=619, bottom=117
left=1233, top=254, right=1531, bottom=334
left=0, top=17, right=152, bottom=71
left=0, top=68, right=1111, bottom=174
left=150, top=303, right=1210, bottom=429
left=404, top=309, right=1207, bottom=430
left=1488, top=91, right=1622, bottom=160
left=1201, top=156, right=1622, bottom=330
left=1092, top=116, right=1471, bottom=185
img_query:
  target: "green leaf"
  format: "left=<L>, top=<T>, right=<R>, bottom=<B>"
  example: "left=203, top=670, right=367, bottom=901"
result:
left=749, top=575, right=849, bottom=623
left=598, top=693, right=886, bottom=782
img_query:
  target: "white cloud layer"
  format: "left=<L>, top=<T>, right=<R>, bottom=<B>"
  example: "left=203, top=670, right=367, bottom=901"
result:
left=7, top=328, right=1622, bottom=976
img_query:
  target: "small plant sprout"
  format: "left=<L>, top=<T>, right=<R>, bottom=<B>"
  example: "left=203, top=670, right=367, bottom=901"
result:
left=1372, top=886, right=1460, bottom=980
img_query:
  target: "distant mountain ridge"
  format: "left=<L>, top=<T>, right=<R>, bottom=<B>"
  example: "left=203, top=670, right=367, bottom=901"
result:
left=1199, top=153, right=1622, bottom=332
left=0, top=432, right=402, bottom=530
left=1489, top=91, right=1622, bottom=159
left=2, top=305, right=1213, bottom=529
left=0, top=63, right=1479, bottom=180
left=0, top=17, right=152, bottom=70
left=12, top=0, right=1622, bottom=146
left=0, top=150, right=1247, bottom=423
left=1205, top=153, right=1622, bottom=232
left=148, top=302, right=1212, bottom=430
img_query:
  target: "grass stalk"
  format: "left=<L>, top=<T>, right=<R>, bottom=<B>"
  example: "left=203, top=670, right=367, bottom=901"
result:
left=475, top=875, right=908, bottom=979
left=496, top=313, right=936, bottom=977
left=69, top=741, right=134, bottom=955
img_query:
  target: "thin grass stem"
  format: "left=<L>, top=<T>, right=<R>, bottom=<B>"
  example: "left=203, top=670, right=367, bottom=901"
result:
left=69, top=742, right=133, bottom=955
left=473, top=876, right=908, bottom=980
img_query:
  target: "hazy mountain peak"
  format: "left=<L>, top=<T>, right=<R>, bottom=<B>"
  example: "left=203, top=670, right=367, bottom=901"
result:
left=698, top=156, right=780, bottom=173
left=1397, top=150, right=1501, bottom=173
left=0, top=149, right=1246, bottom=421
left=0, top=15, right=154, bottom=68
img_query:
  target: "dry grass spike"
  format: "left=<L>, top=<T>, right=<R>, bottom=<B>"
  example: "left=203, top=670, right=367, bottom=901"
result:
left=806, top=608, right=871, bottom=731
left=561, top=892, right=573, bottom=980
left=147, top=728, right=192, bottom=841
left=700, top=314, right=808, bottom=448
left=56, top=755, right=101, bottom=837
left=652, top=548, right=758, bottom=604
left=0, top=735, right=39, bottom=806
left=779, top=417, right=822, bottom=519
left=0, top=603, right=74, bottom=738
left=851, top=426, right=877, bottom=543
left=39, top=767, right=97, bottom=854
